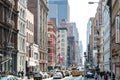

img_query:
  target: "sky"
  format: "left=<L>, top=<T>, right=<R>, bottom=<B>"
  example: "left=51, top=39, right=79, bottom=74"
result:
left=68, top=0, right=99, bottom=52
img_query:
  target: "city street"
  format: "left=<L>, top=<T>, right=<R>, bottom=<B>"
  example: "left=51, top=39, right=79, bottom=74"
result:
left=43, top=76, right=96, bottom=80
left=43, top=76, right=85, bottom=80
left=1, top=0, right=120, bottom=80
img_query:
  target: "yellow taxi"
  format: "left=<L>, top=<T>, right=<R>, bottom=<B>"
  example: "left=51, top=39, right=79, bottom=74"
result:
left=71, top=67, right=84, bottom=77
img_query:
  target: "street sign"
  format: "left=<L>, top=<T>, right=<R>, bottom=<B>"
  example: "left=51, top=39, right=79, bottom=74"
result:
left=115, top=62, right=120, bottom=67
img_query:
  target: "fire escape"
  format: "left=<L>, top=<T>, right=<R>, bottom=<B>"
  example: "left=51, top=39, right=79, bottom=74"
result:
left=0, top=0, right=15, bottom=72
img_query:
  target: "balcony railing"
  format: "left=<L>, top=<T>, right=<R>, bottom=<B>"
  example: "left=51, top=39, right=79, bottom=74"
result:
left=4, top=42, right=14, bottom=49
left=0, top=55, right=12, bottom=64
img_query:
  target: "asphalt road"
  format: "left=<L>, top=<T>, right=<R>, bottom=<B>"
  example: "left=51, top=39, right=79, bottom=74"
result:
left=43, top=75, right=84, bottom=80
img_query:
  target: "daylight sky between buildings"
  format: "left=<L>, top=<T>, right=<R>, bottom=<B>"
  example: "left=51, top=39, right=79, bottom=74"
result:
left=69, top=0, right=99, bottom=52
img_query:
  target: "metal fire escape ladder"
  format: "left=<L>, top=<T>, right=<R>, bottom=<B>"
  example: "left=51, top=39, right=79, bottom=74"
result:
left=0, top=0, right=15, bottom=65
left=7, top=0, right=15, bottom=44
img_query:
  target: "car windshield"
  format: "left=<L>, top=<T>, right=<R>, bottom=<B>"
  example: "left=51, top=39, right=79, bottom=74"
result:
left=7, top=77, right=18, bottom=80
left=55, top=72, right=62, bottom=74
left=1, top=76, right=18, bottom=80
left=87, top=71, right=93, bottom=74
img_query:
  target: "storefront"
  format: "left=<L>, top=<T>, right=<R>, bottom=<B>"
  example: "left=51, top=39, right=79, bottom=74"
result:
left=39, top=60, right=48, bottom=71
left=115, top=62, right=120, bottom=78
left=26, top=58, right=39, bottom=76
left=113, top=53, right=120, bottom=78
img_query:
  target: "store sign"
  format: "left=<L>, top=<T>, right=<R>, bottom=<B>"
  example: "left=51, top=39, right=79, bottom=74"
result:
left=39, top=60, right=48, bottom=64
left=115, top=62, right=120, bottom=67
left=28, top=61, right=36, bottom=67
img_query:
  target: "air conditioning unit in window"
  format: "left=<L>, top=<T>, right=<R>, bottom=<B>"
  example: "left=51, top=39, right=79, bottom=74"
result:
left=7, top=18, right=15, bottom=27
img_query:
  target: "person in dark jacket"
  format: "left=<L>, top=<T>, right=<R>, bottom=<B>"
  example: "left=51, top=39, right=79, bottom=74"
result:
left=104, top=72, right=108, bottom=80
left=112, top=72, right=115, bottom=80
left=21, top=71, right=24, bottom=78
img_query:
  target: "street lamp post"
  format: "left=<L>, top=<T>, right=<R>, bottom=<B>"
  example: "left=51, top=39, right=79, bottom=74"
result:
left=88, top=2, right=99, bottom=4
left=84, top=52, right=87, bottom=79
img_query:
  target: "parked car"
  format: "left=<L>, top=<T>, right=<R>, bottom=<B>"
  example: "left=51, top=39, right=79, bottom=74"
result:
left=39, top=71, right=45, bottom=79
left=33, top=72, right=42, bottom=80
left=0, top=75, right=18, bottom=80
left=33, top=71, right=44, bottom=79
left=85, top=71, right=95, bottom=78
left=49, top=70, right=55, bottom=77
left=42, top=72, right=49, bottom=78
left=53, top=71, right=63, bottom=79
left=65, top=70, right=70, bottom=76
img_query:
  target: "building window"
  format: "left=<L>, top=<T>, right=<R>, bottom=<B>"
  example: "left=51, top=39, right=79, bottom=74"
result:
left=48, top=41, right=50, bottom=45
left=20, top=56, right=22, bottom=65
left=61, top=39, right=64, bottom=42
left=20, top=8, right=22, bottom=17
left=61, top=43, right=64, bottom=46
left=34, top=53, right=38, bottom=60
left=115, top=15, right=120, bottom=43
left=48, top=48, right=50, bottom=53
left=20, top=37, right=25, bottom=52
left=61, top=35, right=64, bottom=37
left=22, top=10, right=25, bottom=18
left=22, top=57, right=24, bottom=66
left=20, top=22, right=25, bottom=34
left=61, top=48, right=64, bottom=51
left=22, top=39, right=25, bottom=51
left=61, top=30, right=64, bottom=33
left=20, top=22, right=22, bottom=32
left=23, top=24, right=25, bottom=34
left=48, top=57, right=50, bottom=62
left=48, top=34, right=50, bottom=37
left=115, top=15, right=119, bottom=29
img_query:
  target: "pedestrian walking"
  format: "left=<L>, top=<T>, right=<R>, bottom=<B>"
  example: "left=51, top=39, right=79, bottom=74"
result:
left=104, top=72, right=108, bottom=80
left=99, top=72, right=102, bottom=78
left=21, top=71, right=24, bottom=78
left=112, top=72, right=115, bottom=80
left=18, top=71, right=21, bottom=77
left=95, top=72, right=99, bottom=80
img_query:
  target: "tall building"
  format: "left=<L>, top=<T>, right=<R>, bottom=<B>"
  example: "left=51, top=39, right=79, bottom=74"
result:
left=79, top=41, right=83, bottom=65
left=17, top=0, right=27, bottom=73
left=26, top=10, right=39, bottom=75
left=89, top=0, right=104, bottom=71
left=47, top=21, right=56, bottom=67
left=65, top=23, right=77, bottom=66
left=28, top=0, right=48, bottom=71
left=0, top=0, right=18, bottom=73
left=56, top=27, right=68, bottom=69
left=91, top=13, right=99, bottom=67
left=67, top=37, right=75, bottom=67
left=111, top=0, right=120, bottom=77
left=87, top=18, right=94, bottom=64
left=103, top=4, right=110, bottom=71
left=60, top=20, right=81, bottom=67
left=48, top=0, right=70, bottom=25
left=96, top=1, right=104, bottom=72
left=61, top=21, right=80, bottom=67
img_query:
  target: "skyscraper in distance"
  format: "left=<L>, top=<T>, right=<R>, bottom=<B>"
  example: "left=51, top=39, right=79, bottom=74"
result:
left=48, top=0, right=70, bottom=25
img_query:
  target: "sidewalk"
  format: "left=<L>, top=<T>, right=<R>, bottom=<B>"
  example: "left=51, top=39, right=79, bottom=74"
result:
left=24, top=76, right=34, bottom=80
left=98, top=76, right=113, bottom=80
left=18, top=76, right=34, bottom=80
